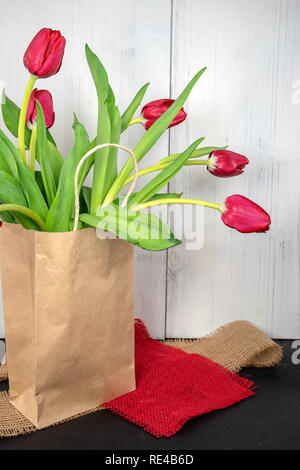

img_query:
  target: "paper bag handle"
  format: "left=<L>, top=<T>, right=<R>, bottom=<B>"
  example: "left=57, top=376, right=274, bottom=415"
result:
left=73, top=143, right=138, bottom=231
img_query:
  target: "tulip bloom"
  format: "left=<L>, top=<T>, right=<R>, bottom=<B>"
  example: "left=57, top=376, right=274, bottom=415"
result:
left=26, top=89, right=55, bottom=129
left=23, top=28, right=66, bottom=78
left=140, top=99, right=187, bottom=130
left=207, top=150, right=249, bottom=177
left=221, top=195, right=271, bottom=233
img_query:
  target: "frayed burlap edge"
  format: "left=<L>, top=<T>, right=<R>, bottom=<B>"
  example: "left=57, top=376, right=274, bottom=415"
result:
left=0, top=320, right=282, bottom=438
left=165, top=320, right=283, bottom=373
left=0, top=363, right=8, bottom=382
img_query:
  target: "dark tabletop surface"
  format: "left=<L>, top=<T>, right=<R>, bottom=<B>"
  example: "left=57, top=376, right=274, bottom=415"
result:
left=0, top=340, right=299, bottom=451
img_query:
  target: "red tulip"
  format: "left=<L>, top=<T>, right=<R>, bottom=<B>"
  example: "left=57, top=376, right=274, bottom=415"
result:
left=26, top=89, right=55, bottom=129
left=221, top=195, right=271, bottom=233
left=141, top=99, right=187, bottom=130
left=207, top=150, right=249, bottom=177
left=23, top=28, right=66, bottom=78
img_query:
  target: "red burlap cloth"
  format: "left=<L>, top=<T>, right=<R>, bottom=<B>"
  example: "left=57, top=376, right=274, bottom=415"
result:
left=103, top=320, right=256, bottom=438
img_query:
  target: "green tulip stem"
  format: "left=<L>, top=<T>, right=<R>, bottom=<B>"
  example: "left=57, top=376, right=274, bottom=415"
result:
left=18, top=74, right=37, bottom=164
left=122, top=159, right=209, bottom=188
left=28, top=124, right=37, bottom=176
left=128, top=116, right=144, bottom=127
left=0, top=204, right=45, bottom=230
left=132, top=197, right=222, bottom=212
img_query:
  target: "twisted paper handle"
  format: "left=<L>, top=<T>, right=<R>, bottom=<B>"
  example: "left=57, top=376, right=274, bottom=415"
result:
left=73, top=143, right=138, bottom=231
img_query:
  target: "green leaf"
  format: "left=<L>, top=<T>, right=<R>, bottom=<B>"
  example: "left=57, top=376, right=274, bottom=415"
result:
left=45, top=115, right=90, bottom=232
left=129, top=137, right=204, bottom=206
left=149, top=192, right=182, bottom=201
left=35, top=170, right=47, bottom=200
left=0, top=148, right=12, bottom=174
left=77, top=137, right=97, bottom=177
left=80, top=204, right=181, bottom=251
left=4, top=211, right=39, bottom=230
left=0, top=139, right=18, bottom=177
left=47, top=140, right=64, bottom=186
left=159, top=145, right=228, bottom=164
left=0, top=211, right=16, bottom=224
left=2, top=95, right=31, bottom=147
left=1, top=94, right=56, bottom=148
left=104, top=85, right=121, bottom=195
left=82, top=86, right=122, bottom=200
left=0, top=129, right=48, bottom=220
left=113, top=192, right=182, bottom=206
left=121, top=82, right=150, bottom=132
left=104, top=67, right=207, bottom=204
left=133, top=69, right=205, bottom=160
left=0, top=172, right=40, bottom=229
left=91, top=102, right=110, bottom=211
left=36, top=101, right=57, bottom=206
left=82, top=186, right=92, bottom=212
left=85, top=44, right=109, bottom=99
left=85, top=44, right=111, bottom=212
left=0, top=170, right=28, bottom=206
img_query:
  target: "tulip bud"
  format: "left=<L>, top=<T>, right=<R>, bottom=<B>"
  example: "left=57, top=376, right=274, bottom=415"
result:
left=23, top=28, right=66, bottom=78
left=141, top=99, right=187, bottom=130
left=207, top=150, right=249, bottom=177
left=26, top=89, right=55, bottom=129
left=221, top=195, right=271, bottom=233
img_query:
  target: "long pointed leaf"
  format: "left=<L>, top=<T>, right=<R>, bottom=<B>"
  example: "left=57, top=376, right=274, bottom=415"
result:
left=113, top=192, right=182, bottom=206
left=121, top=82, right=150, bottom=132
left=2, top=95, right=64, bottom=184
left=104, top=85, right=121, bottom=195
left=36, top=101, right=56, bottom=206
left=129, top=137, right=204, bottom=206
left=47, top=140, right=64, bottom=186
left=2, top=94, right=56, bottom=147
left=0, top=150, right=12, bottom=175
left=0, top=170, right=28, bottom=206
left=45, top=115, right=90, bottom=232
left=104, top=67, right=207, bottom=204
left=0, top=129, right=48, bottom=220
left=0, top=171, right=39, bottom=229
left=85, top=44, right=111, bottom=212
left=0, top=138, right=18, bottom=177
left=80, top=205, right=181, bottom=251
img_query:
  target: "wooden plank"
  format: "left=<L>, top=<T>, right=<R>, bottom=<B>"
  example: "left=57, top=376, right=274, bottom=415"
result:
left=0, top=0, right=172, bottom=338
left=167, top=0, right=300, bottom=338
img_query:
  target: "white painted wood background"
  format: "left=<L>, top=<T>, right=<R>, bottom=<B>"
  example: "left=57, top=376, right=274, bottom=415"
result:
left=0, top=0, right=299, bottom=339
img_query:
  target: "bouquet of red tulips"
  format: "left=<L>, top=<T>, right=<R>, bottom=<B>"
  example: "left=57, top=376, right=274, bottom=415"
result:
left=0, top=27, right=272, bottom=429
left=0, top=28, right=271, bottom=250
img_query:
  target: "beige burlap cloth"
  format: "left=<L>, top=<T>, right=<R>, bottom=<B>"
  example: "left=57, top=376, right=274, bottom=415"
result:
left=0, top=320, right=282, bottom=438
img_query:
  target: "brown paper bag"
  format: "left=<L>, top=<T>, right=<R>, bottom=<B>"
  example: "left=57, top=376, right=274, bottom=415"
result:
left=0, top=223, right=135, bottom=428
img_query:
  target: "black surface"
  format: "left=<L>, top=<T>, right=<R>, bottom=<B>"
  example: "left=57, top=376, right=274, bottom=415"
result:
left=0, top=340, right=299, bottom=450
